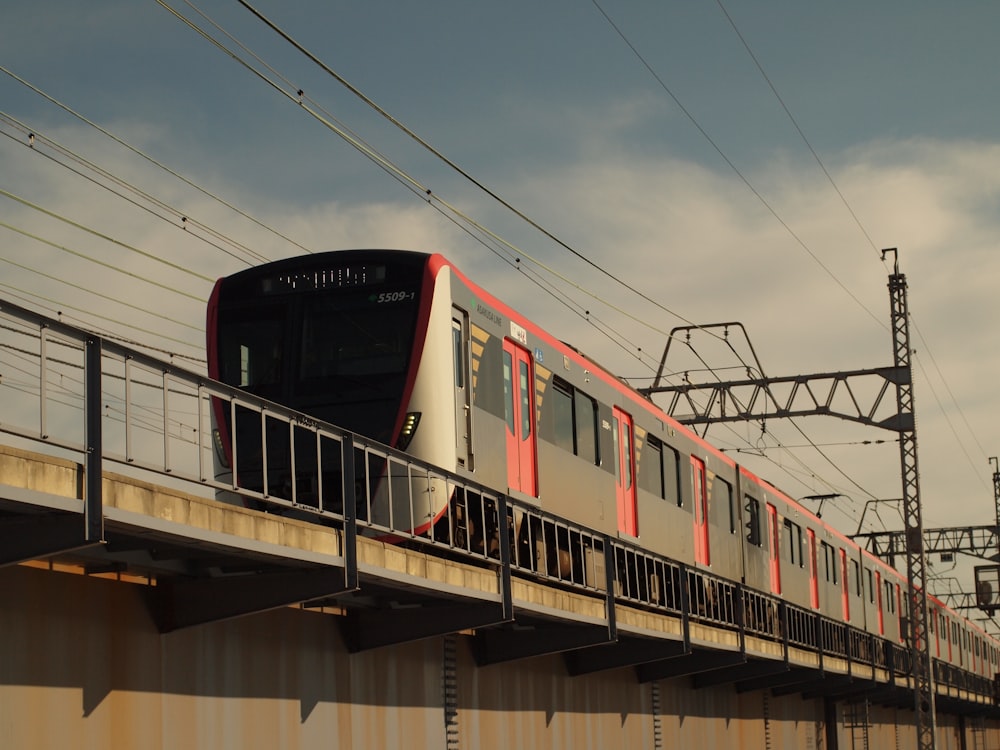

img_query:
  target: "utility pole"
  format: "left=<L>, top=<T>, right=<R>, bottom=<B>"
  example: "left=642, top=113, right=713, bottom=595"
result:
left=883, top=248, right=935, bottom=750
left=992, top=457, right=1000, bottom=561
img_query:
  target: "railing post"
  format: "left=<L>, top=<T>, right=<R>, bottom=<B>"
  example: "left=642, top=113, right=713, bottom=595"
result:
left=735, top=582, right=746, bottom=657
left=780, top=601, right=790, bottom=666
left=497, top=495, right=513, bottom=621
left=603, top=535, right=617, bottom=641
left=341, top=434, right=358, bottom=590
left=84, top=336, right=104, bottom=543
left=679, top=563, right=691, bottom=651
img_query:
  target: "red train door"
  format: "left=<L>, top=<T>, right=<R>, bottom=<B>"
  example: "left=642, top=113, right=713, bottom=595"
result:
left=840, top=549, right=850, bottom=622
left=896, top=584, right=904, bottom=645
left=807, top=529, right=819, bottom=608
left=766, top=503, right=780, bottom=594
left=875, top=571, right=884, bottom=635
left=691, top=456, right=709, bottom=565
left=613, top=407, right=638, bottom=537
left=502, top=339, right=537, bottom=497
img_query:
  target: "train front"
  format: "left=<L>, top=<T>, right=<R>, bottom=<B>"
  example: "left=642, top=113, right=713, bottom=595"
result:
left=206, top=249, right=444, bottom=528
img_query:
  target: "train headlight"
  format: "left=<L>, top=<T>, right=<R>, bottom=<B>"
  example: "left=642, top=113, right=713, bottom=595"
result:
left=213, top=428, right=230, bottom=468
left=397, top=412, right=421, bottom=451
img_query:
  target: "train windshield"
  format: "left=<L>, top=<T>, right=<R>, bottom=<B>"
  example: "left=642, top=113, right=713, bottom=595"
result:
left=213, top=253, right=425, bottom=443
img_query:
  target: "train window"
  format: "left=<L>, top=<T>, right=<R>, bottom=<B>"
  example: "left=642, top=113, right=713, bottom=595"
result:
left=821, top=542, right=834, bottom=583
left=550, top=379, right=599, bottom=465
left=867, top=569, right=874, bottom=603
left=783, top=519, right=800, bottom=566
left=452, top=323, right=465, bottom=389
left=219, top=308, right=284, bottom=389
left=638, top=435, right=680, bottom=505
left=852, top=560, right=861, bottom=596
left=502, top=351, right=515, bottom=434
left=299, top=296, right=412, bottom=379
left=715, top=477, right=734, bottom=534
left=664, top=442, right=680, bottom=506
left=551, top=381, right=575, bottom=453
left=745, top=496, right=761, bottom=547
left=575, top=390, right=598, bottom=464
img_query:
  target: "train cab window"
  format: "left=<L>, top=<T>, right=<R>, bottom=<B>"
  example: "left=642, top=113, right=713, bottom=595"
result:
left=745, top=496, right=762, bottom=547
left=638, top=435, right=681, bottom=506
left=219, top=309, right=284, bottom=389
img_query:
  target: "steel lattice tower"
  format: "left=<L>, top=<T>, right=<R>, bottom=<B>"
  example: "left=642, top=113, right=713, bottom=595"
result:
left=885, top=249, right=936, bottom=750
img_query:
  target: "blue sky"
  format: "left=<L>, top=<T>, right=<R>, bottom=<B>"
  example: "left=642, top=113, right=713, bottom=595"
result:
left=3, top=0, right=1000, bottom=590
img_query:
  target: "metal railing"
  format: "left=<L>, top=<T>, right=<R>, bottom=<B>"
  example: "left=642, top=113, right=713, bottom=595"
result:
left=0, top=298, right=993, bottom=703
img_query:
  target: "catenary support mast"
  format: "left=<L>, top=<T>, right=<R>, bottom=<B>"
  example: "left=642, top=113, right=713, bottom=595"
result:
left=884, top=248, right=935, bottom=750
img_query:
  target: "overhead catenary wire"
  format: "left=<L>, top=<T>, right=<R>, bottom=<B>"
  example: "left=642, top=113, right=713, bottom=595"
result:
left=0, top=250, right=202, bottom=332
left=1, top=64, right=306, bottom=263
left=0, top=220, right=204, bottom=302
left=0, top=187, right=215, bottom=284
left=0, top=116, right=272, bottom=268
left=158, top=0, right=714, bottom=352
left=0, top=282, right=204, bottom=358
left=587, top=0, right=892, bottom=515
left=160, top=0, right=882, bottom=520
left=226, top=0, right=718, bottom=340
left=712, top=0, right=991, bottom=496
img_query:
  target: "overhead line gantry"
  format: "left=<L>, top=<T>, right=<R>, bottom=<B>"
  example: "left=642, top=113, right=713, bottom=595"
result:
left=639, top=249, right=937, bottom=749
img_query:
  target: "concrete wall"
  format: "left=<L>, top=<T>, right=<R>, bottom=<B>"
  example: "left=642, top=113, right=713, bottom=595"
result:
left=1, top=563, right=997, bottom=749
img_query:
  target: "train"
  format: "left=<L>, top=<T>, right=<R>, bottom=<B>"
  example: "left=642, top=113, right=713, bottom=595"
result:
left=206, top=248, right=999, bottom=680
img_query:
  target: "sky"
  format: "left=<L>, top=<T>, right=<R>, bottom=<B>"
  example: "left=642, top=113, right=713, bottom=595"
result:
left=3, top=1, right=1000, bottom=604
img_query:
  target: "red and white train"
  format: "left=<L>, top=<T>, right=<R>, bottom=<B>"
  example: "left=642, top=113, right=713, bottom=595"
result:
left=207, top=248, right=998, bottom=680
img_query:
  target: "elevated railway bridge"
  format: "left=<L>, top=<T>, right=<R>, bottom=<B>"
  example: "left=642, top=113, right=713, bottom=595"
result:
left=1, top=299, right=998, bottom=749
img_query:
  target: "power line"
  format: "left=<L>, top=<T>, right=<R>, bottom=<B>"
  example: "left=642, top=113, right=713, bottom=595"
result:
left=0, top=250, right=201, bottom=332
left=0, top=220, right=204, bottom=301
left=710, top=2, right=991, bottom=492
left=1, top=64, right=307, bottom=262
left=0, top=187, right=215, bottom=283
left=0, top=116, right=272, bottom=268
left=226, top=0, right=714, bottom=337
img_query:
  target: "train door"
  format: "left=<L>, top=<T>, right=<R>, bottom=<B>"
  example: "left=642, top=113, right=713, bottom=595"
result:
left=875, top=571, right=884, bottom=635
left=807, top=529, right=819, bottom=608
left=896, top=584, right=904, bottom=644
left=839, top=549, right=850, bottom=622
left=452, top=312, right=473, bottom=470
left=691, top=456, right=709, bottom=565
left=613, top=406, right=639, bottom=536
left=931, top=607, right=939, bottom=658
left=766, top=503, right=780, bottom=594
left=613, top=407, right=638, bottom=537
left=502, top=339, right=537, bottom=496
